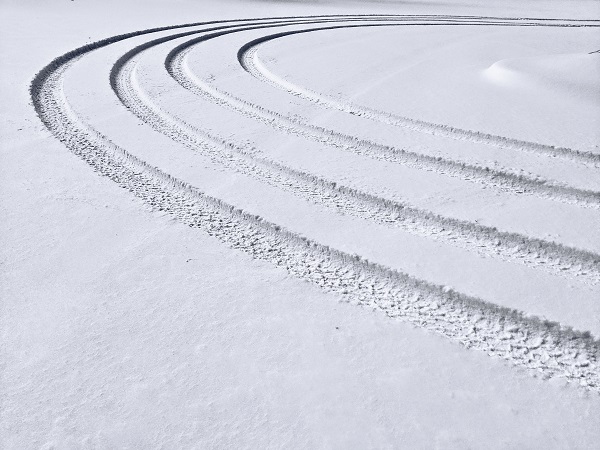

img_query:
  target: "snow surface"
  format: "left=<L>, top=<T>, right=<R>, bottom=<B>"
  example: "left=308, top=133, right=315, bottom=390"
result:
left=2, top=0, right=600, bottom=448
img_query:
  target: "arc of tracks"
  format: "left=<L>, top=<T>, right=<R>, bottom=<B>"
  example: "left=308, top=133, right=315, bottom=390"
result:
left=167, top=21, right=600, bottom=209
left=31, top=15, right=600, bottom=391
left=237, top=21, right=600, bottom=167
left=111, top=18, right=600, bottom=285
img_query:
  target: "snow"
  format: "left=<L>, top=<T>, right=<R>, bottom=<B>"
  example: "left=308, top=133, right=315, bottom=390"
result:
left=1, top=0, right=599, bottom=447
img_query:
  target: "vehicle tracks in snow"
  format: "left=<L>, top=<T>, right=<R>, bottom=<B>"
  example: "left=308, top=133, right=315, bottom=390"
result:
left=31, top=15, right=600, bottom=392
left=110, top=20, right=600, bottom=286
left=238, top=22, right=600, bottom=167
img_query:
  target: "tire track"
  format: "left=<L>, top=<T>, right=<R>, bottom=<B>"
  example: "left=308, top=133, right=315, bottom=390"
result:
left=111, top=23, right=600, bottom=285
left=168, top=33, right=600, bottom=209
left=169, top=22, right=600, bottom=209
left=31, top=17, right=600, bottom=391
left=238, top=23, right=600, bottom=168
left=170, top=30, right=600, bottom=193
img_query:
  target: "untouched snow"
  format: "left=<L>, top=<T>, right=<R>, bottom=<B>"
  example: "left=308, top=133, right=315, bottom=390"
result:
left=2, top=0, right=600, bottom=448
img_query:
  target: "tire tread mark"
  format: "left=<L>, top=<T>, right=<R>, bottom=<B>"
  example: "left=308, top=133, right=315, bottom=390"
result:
left=117, top=25, right=600, bottom=285
left=31, top=17, right=600, bottom=392
left=237, top=23, right=600, bottom=168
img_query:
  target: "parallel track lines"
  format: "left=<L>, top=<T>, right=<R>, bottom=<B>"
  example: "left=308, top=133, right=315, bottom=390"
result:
left=238, top=28, right=600, bottom=209
left=112, top=20, right=600, bottom=285
left=238, top=22, right=600, bottom=166
left=31, top=15, right=600, bottom=391
left=164, top=20, right=600, bottom=281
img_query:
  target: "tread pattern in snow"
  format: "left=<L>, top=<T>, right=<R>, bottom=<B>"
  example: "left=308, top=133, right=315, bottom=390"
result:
left=31, top=15, right=600, bottom=392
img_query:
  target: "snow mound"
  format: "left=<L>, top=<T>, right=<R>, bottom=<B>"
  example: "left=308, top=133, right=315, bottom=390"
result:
left=484, top=52, right=600, bottom=102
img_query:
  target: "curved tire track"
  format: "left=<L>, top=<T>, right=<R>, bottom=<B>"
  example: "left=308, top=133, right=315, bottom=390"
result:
left=31, top=16, right=600, bottom=391
left=111, top=22, right=600, bottom=285
left=237, top=21, right=600, bottom=168
left=168, top=22, right=600, bottom=209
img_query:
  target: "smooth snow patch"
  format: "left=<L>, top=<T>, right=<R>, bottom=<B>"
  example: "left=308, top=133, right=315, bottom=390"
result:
left=484, top=52, right=600, bottom=102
